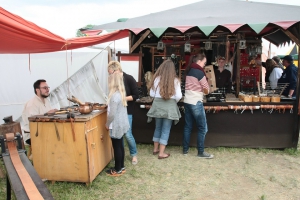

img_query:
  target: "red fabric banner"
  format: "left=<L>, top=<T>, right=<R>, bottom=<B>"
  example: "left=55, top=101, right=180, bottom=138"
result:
left=0, top=7, right=128, bottom=54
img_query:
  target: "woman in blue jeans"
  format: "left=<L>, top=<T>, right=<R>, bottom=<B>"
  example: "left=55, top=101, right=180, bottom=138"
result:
left=108, top=61, right=139, bottom=165
left=183, top=53, right=213, bottom=159
left=147, top=60, right=182, bottom=159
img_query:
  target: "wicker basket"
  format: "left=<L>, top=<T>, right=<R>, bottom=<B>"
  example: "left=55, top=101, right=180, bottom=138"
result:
left=239, top=94, right=245, bottom=101
left=252, top=95, right=260, bottom=102
left=244, top=95, right=252, bottom=102
left=271, top=96, right=281, bottom=102
left=260, top=96, right=271, bottom=102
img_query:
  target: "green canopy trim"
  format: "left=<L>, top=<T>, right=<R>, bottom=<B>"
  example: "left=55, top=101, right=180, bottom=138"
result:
left=150, top=28, right=168, bottom=38
left=198, top=26, right=217, bottom=36
left=117, top=18, right=129, bottom=22
left=248, top=23, right=268, bottom=34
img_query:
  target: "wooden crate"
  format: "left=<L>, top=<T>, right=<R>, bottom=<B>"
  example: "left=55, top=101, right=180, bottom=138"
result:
left=29, top=111, right=112, bottom=184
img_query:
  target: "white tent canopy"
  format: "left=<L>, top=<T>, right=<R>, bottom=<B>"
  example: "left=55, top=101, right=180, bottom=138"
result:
left=0, top=47, right=109, bottom=123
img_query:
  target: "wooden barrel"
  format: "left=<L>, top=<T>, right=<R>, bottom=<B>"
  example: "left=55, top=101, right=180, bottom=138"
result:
left=271, top=96, right=281, bottom=102
left=252, top=95, right=260, bottom=102
left=260, top=96, right=271, bottom=102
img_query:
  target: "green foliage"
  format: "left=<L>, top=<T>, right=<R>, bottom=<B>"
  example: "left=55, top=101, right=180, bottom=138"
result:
left=259, top=194, right=266, bottom=200
left=76, top=24, right=95, bottom=37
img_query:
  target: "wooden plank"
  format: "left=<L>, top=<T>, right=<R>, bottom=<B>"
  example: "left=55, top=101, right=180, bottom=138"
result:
left=2, top=152, right=54, bottom=200
left=130, top=30, right=151, bottom=53
left=28, top=110, right=106, bottom=122
left=86, top=113, right=113, bottom=182
left=129, top=32, right=133, bottom=50
left=283, top=29, right=300, bottom=46
left=205, top=65, right=217, bottom=92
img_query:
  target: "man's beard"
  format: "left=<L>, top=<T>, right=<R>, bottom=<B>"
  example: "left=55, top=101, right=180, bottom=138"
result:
left=41, top=94, right=49, bottom=98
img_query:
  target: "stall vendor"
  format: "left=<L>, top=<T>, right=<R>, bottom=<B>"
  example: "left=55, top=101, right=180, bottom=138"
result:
left=214, top=56, right=232, bottom=93
left=22, top=79, right=57, bottom=146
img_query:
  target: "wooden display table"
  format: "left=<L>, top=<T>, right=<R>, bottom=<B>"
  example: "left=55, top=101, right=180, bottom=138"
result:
left=28, top=110, right=112, bottom=185
left=134, top=100, right=297, bottom=149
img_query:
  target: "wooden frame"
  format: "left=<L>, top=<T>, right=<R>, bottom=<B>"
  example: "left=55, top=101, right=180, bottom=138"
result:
left=116, top=51, right=144, bottom=86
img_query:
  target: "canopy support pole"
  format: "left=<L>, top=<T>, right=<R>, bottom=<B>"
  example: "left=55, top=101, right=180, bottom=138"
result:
left=235, top=33, right=242, bottom=97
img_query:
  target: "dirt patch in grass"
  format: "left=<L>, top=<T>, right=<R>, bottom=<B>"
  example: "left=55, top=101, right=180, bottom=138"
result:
left=1, top=144, right=300, bottom=200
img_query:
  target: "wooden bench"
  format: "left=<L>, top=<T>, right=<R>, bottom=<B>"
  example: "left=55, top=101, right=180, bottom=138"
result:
left=0, top=133, right=54, bottom=200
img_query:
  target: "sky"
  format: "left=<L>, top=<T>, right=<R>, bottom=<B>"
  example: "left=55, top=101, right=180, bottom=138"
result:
left=1, top=0, right=300, bottom=53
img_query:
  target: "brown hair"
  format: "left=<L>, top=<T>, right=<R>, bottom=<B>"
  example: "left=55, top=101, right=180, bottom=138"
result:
left=33, top=79, right=46, bottom=94
left=184, top=53, right=206, bottom=79
left=150, top=60, right=179, bottom=100
left=265, top=58, right=277, bottom=71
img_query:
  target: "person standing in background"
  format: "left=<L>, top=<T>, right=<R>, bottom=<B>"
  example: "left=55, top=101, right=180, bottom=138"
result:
left=107, top=61, right=139, bottom=165
left=183, top=54, right=213, bottom=159
left=214, top=56, right=232, bottom=93
left=105, top=73, right=130, bottom=176
left=278, top=55, right=298, bottom=98
left=265, top=59, right=276, bottom=83
left=147, top=60, right=182, bottom=159
left=272, top=56, right=284, bottom=70
left=266, top=59, right=283, bottom=89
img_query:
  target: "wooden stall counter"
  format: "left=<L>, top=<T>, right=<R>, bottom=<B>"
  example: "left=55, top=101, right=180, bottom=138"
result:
left=134, top=97, right=297, bottom=149
left=28, top=110, right=112, bottom=185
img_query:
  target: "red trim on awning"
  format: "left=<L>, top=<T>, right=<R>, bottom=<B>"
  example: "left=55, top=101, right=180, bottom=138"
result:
left=173, top=26, right=193, bottom=33
left=272, top=21, right=298, bottom=30
left=222, top=24, right=244, bottom=33
left=120, top=56, right=139, bottom=61
left=130, top=28, right=146, bottom=35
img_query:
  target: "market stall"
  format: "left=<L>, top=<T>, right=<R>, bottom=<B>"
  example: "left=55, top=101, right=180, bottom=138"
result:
left=86, top=0, right=300, bottom=148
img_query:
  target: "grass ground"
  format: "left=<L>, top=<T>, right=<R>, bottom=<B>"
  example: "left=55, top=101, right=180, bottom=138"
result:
left=1, top=143, right=300, bottom=200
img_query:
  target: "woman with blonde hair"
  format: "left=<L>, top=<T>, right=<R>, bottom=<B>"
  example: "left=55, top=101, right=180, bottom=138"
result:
left=147, top=60, right=182, bottom=159
left=107, top=61, right=139, bottom=165
left=105, top=72, right=130, bottom=176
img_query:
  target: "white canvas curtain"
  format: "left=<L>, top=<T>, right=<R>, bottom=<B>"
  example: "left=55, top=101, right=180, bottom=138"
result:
left=50, top=58, right=108, bottom=108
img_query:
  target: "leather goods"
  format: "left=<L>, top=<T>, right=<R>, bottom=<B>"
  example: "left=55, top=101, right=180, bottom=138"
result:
left=6, top=133, right=44, bottom=200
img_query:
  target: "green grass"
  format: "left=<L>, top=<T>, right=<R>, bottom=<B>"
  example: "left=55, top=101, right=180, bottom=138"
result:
left=1, top=143, right=300, bottom=200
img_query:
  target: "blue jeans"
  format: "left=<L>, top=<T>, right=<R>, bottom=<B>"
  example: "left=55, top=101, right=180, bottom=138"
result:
left=183, top=101, right=208, bottom=154
left=153, top=118, right=173, bottom=145
left=123, top=115, right=137, bottom=157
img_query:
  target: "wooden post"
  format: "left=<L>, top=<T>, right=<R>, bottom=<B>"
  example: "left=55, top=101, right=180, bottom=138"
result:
left=284, top=24, right=300, bottom=148
left=235, top=33, right=241, bottom=97
left=151, top=47, right=154, bottom=74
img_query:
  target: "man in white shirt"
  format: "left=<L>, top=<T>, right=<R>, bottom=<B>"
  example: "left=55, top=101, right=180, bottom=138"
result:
left=22, top=79, right=57, bottom=145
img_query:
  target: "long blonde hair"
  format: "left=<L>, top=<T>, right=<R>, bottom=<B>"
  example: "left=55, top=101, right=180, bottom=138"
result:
left=107, top=61, right=123, bottom=72
left=107, top=73, right=127, bottom=106
left=150, top=59, right=179, bottom=100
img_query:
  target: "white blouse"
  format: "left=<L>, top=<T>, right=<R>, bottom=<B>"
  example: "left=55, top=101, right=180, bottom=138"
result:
left=150, top=77, right=182, bottom=102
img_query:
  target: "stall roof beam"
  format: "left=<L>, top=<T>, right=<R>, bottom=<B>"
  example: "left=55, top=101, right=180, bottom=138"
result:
left=130, top=30, right=151, bottom=53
